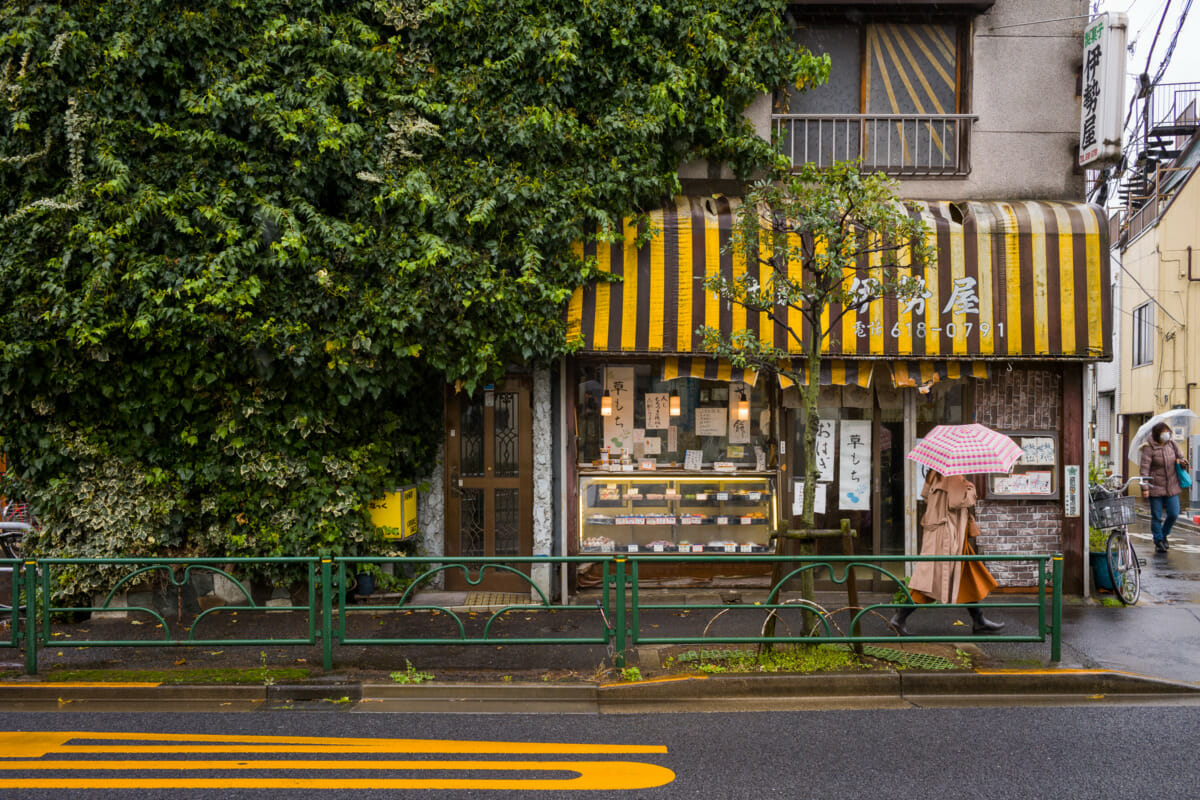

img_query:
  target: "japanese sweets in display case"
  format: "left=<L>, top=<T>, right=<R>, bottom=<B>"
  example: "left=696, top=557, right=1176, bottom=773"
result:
left=578, top=475, right=776, bottom=554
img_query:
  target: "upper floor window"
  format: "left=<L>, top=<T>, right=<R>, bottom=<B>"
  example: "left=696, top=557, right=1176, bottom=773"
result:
left=1131, top=302, right=1154, bottom=367
left=775, top=22, right=974, bottom=176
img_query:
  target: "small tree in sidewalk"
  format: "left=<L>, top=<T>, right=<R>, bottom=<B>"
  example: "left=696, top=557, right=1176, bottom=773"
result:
left=700, top=160, right=933, bottom=628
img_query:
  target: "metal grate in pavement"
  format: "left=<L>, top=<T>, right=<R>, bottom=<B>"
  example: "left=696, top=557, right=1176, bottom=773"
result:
left=462, top=592, right=535, bottom=609
left=856, top=644, right=961, bottom=671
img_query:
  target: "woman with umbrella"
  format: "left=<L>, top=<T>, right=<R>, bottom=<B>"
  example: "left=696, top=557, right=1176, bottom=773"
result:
left=1138, top=420, right=1189, bottom=552
left=890, top=424, right=1018, bottom=635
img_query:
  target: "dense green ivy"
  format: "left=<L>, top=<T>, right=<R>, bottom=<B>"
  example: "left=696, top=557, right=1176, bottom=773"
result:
left=0, top=0, right=824, bottom=596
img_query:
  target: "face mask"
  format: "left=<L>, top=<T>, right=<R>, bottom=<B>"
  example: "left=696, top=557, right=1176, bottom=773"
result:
left=1160, top=432, right=1171, bottom=443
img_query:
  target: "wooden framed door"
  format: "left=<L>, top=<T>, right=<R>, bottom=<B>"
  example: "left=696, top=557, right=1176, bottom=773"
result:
left=444, top=376, right=534, bottom=592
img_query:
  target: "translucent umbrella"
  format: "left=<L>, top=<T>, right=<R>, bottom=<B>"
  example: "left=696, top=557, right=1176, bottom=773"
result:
left=1127, top=408, right=1198, bottom=463
left=906, top=423, right=1023, bottom=476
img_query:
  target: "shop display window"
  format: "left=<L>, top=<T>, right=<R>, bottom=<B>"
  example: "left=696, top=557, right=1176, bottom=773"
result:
left=575, top=363, right=768, bottom=471
left=579, top=474, right=776, bottom=553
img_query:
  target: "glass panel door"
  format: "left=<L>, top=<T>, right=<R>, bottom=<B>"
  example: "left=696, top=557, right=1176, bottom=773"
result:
left=444, top=376, right=533, bottom=591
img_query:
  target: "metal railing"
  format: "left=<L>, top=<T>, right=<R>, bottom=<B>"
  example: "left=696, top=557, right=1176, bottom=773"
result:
left=1143, top=82, right=1200, bottom=136
left=0, top=552, right=1062, bottom=674
left=773, top=113, right=976, bottom=176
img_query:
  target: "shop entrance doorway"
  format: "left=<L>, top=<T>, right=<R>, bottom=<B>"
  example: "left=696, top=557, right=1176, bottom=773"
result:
left=444, top=376, right=533, bottom=592
left=788, top=381, right=969, bottom=591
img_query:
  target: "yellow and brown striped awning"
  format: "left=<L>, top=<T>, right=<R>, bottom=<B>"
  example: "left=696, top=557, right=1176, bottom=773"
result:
left=778, top=359, right=875, bottom=388
left=566, top=196, right=1110, bottom=360
left=889, top=361, right=990, bottom=388
left=662, top=357, right=758, bottom=385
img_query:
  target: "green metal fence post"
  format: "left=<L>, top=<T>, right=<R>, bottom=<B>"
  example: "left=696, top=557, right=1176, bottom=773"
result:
left=1051, top=554, right=1063, bottom=663
left=321, top=557, right=333, bottom=671
left=614, top=556, right=627, bottom=669
left=23, top=560, right=36, bottom=675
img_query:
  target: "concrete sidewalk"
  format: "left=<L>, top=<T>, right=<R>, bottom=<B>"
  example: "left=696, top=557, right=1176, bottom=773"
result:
left=2, top=582, right=1199, bottom=710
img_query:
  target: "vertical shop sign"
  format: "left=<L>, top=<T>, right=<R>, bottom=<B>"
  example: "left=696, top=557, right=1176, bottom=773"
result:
left=727, top=382, right=751, bottom=444
left=816, top=420, right=836, bottom=483
left=1078, top=12, right=1128, bottom=167
left=838, top=420, right=871, bottom=510
left=603, top=366, right=635, bottom=453
left=1064, top=465, right=1080, bottom=517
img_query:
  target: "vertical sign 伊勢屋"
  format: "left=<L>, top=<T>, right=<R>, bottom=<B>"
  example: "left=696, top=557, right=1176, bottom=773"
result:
left=1079, top=13, right=1128, bottom=167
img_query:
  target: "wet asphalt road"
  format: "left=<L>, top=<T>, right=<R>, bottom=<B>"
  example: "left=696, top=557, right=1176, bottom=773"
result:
left=1124, top=516, right=1200, bottom=604
left=2, top=705, right=1199, bottom=798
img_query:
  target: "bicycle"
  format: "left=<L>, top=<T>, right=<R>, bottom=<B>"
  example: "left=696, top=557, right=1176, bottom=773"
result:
left=1089, top=475, right=1149, bottom=605
left=0, top=503, right=32, bottom=617
left=0, top=501, right=32, bottom=559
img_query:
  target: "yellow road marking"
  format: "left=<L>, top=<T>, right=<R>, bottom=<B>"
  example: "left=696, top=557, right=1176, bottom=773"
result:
left=0, top=732, right=675, bottom=792
left=0, top=682, right=161, bottom=687
left=0, top=731, right=665, bottom=756
left=0, top=761, right=675, bottom=791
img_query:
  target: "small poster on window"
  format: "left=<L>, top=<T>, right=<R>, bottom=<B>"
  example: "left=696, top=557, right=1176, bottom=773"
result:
left=1018, top=437, right=1056, bottom=466
left=695, top=407, right=727, bottom=437
left=684, top=449, right=703, bottom=471
left=645, top=393, right=670, bottom=430
left=793, top=480, right=828, bottom=515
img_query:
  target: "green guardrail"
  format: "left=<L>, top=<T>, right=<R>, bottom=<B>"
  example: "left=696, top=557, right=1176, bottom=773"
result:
left=0, top=552, right=1063, bottom=674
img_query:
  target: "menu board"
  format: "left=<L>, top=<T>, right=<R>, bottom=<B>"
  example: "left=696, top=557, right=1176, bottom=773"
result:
left=695, top=407, right=727, bottom=437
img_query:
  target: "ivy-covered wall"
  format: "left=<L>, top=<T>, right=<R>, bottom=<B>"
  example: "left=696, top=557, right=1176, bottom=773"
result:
left=0, top=1, right=824, bottom=599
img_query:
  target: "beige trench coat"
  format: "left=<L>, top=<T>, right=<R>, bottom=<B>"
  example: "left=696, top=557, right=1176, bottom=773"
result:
left=909, top=472, right=977, bottom=604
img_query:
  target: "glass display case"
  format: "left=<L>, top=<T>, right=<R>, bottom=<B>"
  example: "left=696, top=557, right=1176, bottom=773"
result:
left=578, top=473, right=777, bottom=553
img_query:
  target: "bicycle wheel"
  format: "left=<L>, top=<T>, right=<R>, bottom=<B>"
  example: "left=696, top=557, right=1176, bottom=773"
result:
left=0, top=533, right=24, bottom=617
left=0, top=532, right=21, bottom=560
left=1106, top=529, right=1141, bottom=605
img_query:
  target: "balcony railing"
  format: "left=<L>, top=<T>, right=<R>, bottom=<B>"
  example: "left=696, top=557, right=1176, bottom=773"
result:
left=773, top=113, right=976, bottom=177
left=1143, top=82, right=1200, bottom=138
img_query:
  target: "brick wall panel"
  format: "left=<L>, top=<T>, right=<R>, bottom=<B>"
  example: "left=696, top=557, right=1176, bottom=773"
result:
left=972, top=367, right=1063, bottom=588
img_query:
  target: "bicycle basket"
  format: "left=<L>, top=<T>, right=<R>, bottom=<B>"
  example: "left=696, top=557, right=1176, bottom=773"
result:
left=1091, top=496, right=1136, bottom=529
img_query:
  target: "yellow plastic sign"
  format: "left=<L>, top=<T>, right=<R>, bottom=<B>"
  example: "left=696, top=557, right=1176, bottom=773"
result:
left=370, top=485, right=418, bottom=539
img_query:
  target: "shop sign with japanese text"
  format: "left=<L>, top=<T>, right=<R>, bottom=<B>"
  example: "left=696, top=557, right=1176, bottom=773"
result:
left=1079, top=13, right=1128, bottom=167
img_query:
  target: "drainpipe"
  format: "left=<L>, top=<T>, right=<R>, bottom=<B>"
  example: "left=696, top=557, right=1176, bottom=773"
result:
left=559, top=356, right=570, bottom=603
left=1083, top=365, right=1092, bottom=599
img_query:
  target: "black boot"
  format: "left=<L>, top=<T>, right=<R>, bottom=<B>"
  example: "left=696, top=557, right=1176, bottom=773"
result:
left=968, top=606, right=1005, bottom=633
left=888, top=606, right=915, bottom=636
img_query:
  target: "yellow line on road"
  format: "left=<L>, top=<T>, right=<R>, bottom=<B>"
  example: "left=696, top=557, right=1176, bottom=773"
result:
left=0, top=760, right=675, bottom=791
left=0, top=682, right=161, bottom=687
left=0, top=769, right=676, bottom=790
left=0, top=731, right=666, bottom=756
left=0, top=732, right=676, bottom=790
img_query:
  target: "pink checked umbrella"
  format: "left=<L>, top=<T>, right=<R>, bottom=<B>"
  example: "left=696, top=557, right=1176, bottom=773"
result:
left=906, top=423, right=1023, bottom=476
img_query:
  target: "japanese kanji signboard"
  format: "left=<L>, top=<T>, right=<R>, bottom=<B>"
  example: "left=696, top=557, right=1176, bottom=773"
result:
left=1079, top=13, right=1128, bottom=167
